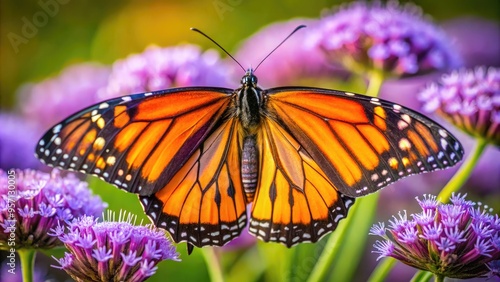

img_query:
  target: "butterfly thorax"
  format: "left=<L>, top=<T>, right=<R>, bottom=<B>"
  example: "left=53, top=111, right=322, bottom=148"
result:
left=237, top=69, right=263, bottom=132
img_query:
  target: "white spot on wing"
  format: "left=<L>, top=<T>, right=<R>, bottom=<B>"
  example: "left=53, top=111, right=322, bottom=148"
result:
left=438, top=129, right=447, bottom=138
left=370, top=98, right=381, bottom=105
left=401, top=114, right=411, bottom=124
left=98, top=102, right=109, bottom=109
left=440, top=139, right=448, bottom=149
left=53, top=124, right=62, bottom=133
left=397, top=120, right=409, bottom=130
left=438, top=152, right=444, bottom=159
left=399, top=138, right=411, bottom=150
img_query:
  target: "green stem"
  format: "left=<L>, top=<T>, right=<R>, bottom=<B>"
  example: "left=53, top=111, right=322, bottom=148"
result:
left=306, top=201, right=360, bottom=282
left=411, top=271, right=433, bottom=282
left=437, top=138, right=488, bottom=202
left=365, top=71, right=385, bottom=98
left=18, top=249, right=36, bottom=282
left=434, top=274, right=444, bottom=282
left=202, top=248, right=224, bottom=282
left=367, top=258, right=396, bottom=282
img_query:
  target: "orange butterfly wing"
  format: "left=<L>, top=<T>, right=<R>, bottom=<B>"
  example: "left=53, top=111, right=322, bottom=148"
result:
left=36, top=88, right=248, bottom=246
left=37, top=88, right=232, bottom=195
left=140, top=117, right=247, bottom=247
left=250, top=118, right=355, bottom=246
left=265, top=88, right=463, bottom=198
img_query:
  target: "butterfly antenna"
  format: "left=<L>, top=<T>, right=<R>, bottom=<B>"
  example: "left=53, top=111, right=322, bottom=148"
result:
left=191, top=27, right=246, bottom=72
left=254, top=24, right=307, bottom=72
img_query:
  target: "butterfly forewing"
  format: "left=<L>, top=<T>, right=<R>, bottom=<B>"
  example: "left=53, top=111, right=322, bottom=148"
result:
left=36, top=88, right=234, bottom=196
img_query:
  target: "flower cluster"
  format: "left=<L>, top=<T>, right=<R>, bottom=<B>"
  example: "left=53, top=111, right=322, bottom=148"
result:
left=370, top=194, right=500, bottom=279
left=100, top=44, right=233, bottom=100
left=309, top=1, right=460, bottom=77
left=420, top=67, right=499, bottom=145
left=51, top=214, right=180, bottom=282
left=0, top=169, right=106, bottom=250
left=18, top=63, right=110, bottom=129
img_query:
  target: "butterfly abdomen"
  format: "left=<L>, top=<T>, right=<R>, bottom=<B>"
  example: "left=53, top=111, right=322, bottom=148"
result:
left=242, top=135, right=259, bottom=202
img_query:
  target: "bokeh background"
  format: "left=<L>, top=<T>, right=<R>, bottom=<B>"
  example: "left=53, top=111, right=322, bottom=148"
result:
left=1, top=0, right=499, bottom=281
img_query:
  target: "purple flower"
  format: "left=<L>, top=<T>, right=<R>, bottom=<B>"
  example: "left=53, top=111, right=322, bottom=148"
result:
left=99, top=44, right=233, bottom=100
left=0, top=113, right=44, bottom=170
left=17, top=63, right=110, bottom=130
left=309, top=1, right=461, bottom=77
left=51, top=214, right=180, bottom=282
left=234, top=19, right=348, bottom=87
left=0, top=169, right=106, bottom=250
left=419, top=67, right=499, bottom=145
left=370, top=193, right=500, bottom=279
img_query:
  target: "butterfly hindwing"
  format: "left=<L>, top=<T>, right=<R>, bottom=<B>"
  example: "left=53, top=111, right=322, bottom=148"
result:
left=139, top=118, right=248, bottom=247
left=36, top=88, right=234, bottom=196
left=249, top=118, right=355, bottom=247
left=265, top=88, right=464, bottom=197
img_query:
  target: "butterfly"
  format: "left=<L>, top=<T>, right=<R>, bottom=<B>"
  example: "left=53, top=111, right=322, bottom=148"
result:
left=35, top=27, right=463, bottom=251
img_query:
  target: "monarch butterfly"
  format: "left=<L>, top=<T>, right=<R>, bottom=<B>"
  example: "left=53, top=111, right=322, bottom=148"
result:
left=35, top=26, right=463, bottom=250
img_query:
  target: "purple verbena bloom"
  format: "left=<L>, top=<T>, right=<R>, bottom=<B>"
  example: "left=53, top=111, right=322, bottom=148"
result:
left=51, top=214, right=180, bottom=282
left=309, top=1, right=461, bottom=77
left=99, top=44, right=233, bottom=100
left=419, top=67, right=500, bottom=145
left=0, top=169, right=106, bottom=250
left=234, top=19, right=348, bottom=88
left=17, top=63, right=110, bottom=130
left=370, top=193, right=500, bottom=279
left=0, top=113, right=44, bottom=170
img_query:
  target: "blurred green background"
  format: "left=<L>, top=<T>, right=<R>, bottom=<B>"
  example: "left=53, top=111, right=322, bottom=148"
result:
left=1, top=0, right=499, bottom=109
left=1, top=0, right=499, bottom=281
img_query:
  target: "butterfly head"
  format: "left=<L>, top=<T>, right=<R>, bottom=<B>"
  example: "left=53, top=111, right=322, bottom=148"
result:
left=241, top=69, right=258, bottom=88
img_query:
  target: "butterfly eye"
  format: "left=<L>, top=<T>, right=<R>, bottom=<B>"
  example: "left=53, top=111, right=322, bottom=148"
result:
left=251, top=75, right=258, bottom=85
left=241, top=74, right=258, bottom=86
